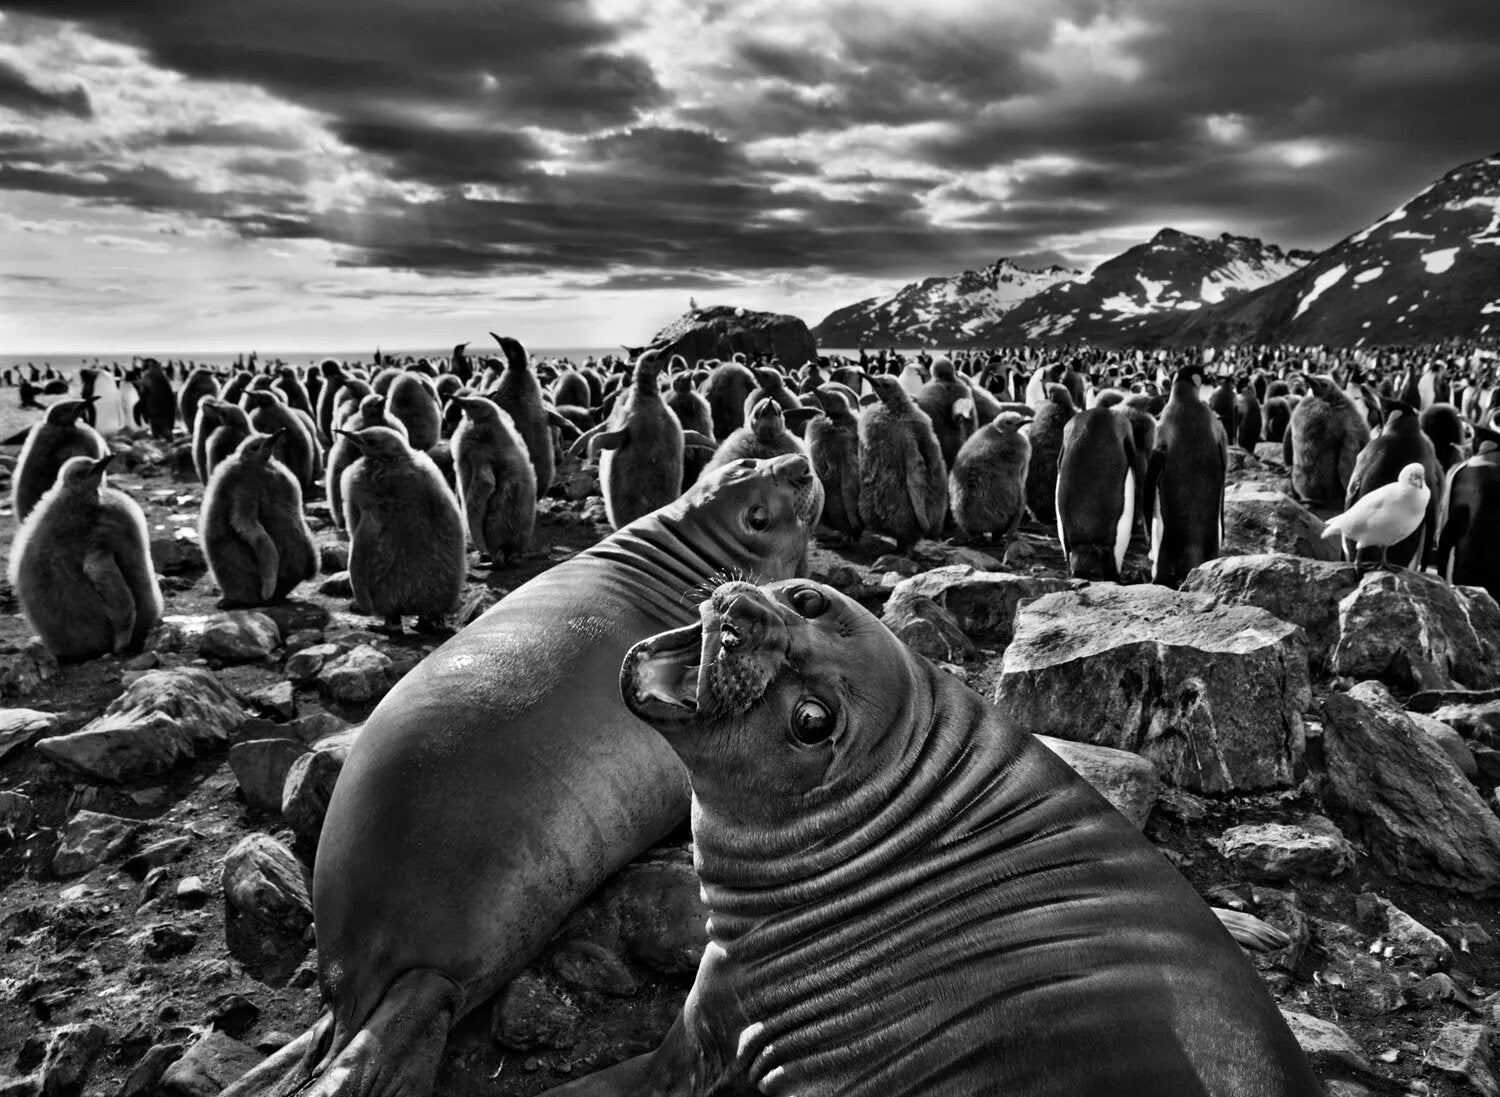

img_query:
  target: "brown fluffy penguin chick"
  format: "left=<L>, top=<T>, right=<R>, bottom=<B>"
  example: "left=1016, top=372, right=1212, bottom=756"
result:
left=857, top=374, right=947, bottom=553
left=451, top=395, right=536, bottom=566
left=203, top=398, right=255, bottom=482
left=950, top=410, right=1031, bottom=546
left=200, top=431, right=317, bottom=607
left=491, top=333, right=570, bottom=496
left=703, top=397, right=809, bottom=474
left=12, top=398, right=107, bottom=522
left=666, top=372, right=716, bottom=491
left=243, top=389, right=320, bottom=491
left=9, top=454, right=162, bottom=660
left=1284, top=374, right=1370, bottom=512
left=327, top=394, right=409, bottom=534
left=808, top=384, right=862, bottom=542
left=388, top=371, right=443, bottom=452
left=339, top=426, right=465, bottom=633
left=1024, top=383, right=1076, bottom=524
left=916, top=356, right=978, bottom=468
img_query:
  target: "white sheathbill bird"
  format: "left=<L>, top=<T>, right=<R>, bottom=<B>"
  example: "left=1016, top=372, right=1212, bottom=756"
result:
left=1322, top=462, right=1431, bottom=569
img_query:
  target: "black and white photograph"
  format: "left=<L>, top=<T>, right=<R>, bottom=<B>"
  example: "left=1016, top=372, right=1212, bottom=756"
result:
left=1, top=1, right=1499, bottom=1094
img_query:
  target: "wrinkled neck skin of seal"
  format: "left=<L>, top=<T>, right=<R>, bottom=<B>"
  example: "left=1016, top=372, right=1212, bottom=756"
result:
left=687, top=650, right=1017, bottom=946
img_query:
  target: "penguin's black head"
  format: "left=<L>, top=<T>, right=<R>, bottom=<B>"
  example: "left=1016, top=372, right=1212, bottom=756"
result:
left=59, top=453, right=113, bottom=491
left=1380, top=397, right=1417, bottom=423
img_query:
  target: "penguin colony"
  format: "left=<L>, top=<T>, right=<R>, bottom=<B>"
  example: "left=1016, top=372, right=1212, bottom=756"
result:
left=6, top=340, right=1500, bottom=663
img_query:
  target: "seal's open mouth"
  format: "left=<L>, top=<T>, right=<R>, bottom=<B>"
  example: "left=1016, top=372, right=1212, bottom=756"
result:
left=622, top=622, right=710, bottom=724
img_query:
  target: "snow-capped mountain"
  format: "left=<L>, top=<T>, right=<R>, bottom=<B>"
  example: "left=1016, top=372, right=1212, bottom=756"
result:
left=987, top=230, right=1314, bottom=343
left=1166, top=152, right=1500, bottom=345
left=812, top=258, right=1080, bottom=347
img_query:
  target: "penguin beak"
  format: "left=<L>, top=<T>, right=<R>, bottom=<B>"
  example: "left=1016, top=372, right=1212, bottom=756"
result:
left=332, top=429, right=365, bottom=450
left=90, top=454, right=115, bottom=478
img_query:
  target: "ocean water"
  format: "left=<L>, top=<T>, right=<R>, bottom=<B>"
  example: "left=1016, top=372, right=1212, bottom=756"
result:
left=0, top=347, right=623, bottom=376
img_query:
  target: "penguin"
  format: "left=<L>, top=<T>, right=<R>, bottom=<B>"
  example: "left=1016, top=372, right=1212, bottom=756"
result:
left=192, top=398, right=223, bottom=485
left=332, top=379, right=375, bottom=434
left=243, top=389, right=320, bottom=492
left=665, top=372, right=717, bottom=491
left=451, top=342, right=473, bottom=386
left=949, top=410, right=1031, bottom=547
left=491, top=333, right=574, bottom=496
left=87, top=367, right=128, bottom=434
left=703, top=397, right=811, bottom=474
left=387, top=371, right=442, bottom=452
left=896, top=360, right=927, bottom=397
left=1342, top=399, right=1442, bottom=569
left=1235, top=380, right=1263, bottom=451
left=315, top=358, right=348, bottom=443
left=553, top=370, right=594, bottom=415
left=9, top=454, right=162, bottom=660
left=1284, top=374, right=1371, bottom=513
left=274, top=366, right=316, bottom=421
left=743, top=367, right=803, bottom=423
left=702, top=359, right=759, bottom=442
left=200, top=431, right=317, bottom=607
left=137, top=359, right=176, bottom=441
left=222, top=369, right=254, bottom=408
left=203, top=398, right=255, bottom=482
left=1436, top=423, right=1500, bottom=599
left=371, top=367, right=403, bottom=398
left=807, top=384, right=862, bottom=543
left=12, top=398, right=108, bottom=522
left=178, top=368, right=220, bottom=435
left=1418, top=403, right=1467, bottom=472
left=337, top=425, right=466, bottom=633
left=1262, top=396, right=1291, bottom=445
left=1145, top=364, right=1228, bottom=589
left=1057, top=407, right=1138, bottom=581
left=1208, top=373, right=1238, bottom=445
left=915, top=357, right=977, bottom=469
left=1325, top=463, right=1432, bottom=570
left=856, top=374, right=947, bottom=553
left=569, top=350, right=715, bottom=529
left=327, top=394, right=410, bottom=534
left=1023, top=384, right=1077, bottom=525
left=451, top=395, right=537, bottom=566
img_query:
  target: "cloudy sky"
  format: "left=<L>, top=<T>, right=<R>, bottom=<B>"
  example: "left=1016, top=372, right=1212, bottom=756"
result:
left=1, top=0, right=1497, bottom=353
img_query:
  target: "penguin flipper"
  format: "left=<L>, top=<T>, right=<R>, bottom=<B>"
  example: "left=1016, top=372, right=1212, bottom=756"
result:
left=230, top=497, right=280, bottom=601
left=463, top=458, right=498, bottom=549
left=590, top=427, right=629, bottom=458
left=566, top=422, right=606, bottom=460
left=83, top=547, right=137, bottom=654
left=683, top=430, right=718, bottom=453
left=545, top=407, right=582, bottom=440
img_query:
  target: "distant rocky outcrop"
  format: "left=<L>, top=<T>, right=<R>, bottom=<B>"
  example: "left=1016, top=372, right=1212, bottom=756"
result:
left=644, top=305, right=817, bottom=367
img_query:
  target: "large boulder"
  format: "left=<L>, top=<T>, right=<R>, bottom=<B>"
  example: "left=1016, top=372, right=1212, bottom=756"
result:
left=646, top=305, right=817, bottom=369
left=883, top=566, right=1078, bottom=651
left=1330, top=570, right=1500, bottom=693
left=1321, top=682, right=1500, bottom=893
left=281, top=727, right=361, bottom=848
left=34, top=669, right=246, bottom=783
left=993, top=584, right=1310, bottom=793
left=1181, top=553, right=1360, bottom=666
left=220, top=834, right=313, bottom=984
left=1222, top=484, right=1344, bottom=562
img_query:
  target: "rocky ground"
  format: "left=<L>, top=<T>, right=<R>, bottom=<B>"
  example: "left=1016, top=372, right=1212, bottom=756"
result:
left=0, top=433, right=1499, bottom=1097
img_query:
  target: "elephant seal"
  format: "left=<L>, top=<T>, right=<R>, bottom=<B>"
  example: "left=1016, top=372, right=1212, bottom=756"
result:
left=222, top=455, right=823, bottom=1097
left=564, top=578, right=1322, bottom=1097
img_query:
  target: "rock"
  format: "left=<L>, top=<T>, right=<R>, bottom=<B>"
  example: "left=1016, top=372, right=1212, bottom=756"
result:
left=290, top=712, right=353, bottom=746
left=1036, top=735, right=1161, bottom=829
left=34, top=668, right=246, bottom=783
left=880, top=594, right=973, bottom=663
left=1330, top=569, right=1499, bottom=692
left=149, top=532, right=206, bottom=577
left=1424, top=1022, right=1499, bottom=1097
left=456, top=586, right=501, bottom=627
left=553, top=452, right=600, bottom=501
left=200, top=612, right=280, bottom=663
left=317, top=645, right=393, bottom=705
left=649, top=303, right=817, bottom=369
left=1278, top=1010, right=1373, bottom=1078
left=945, top=546, right=1005, bottom=571
left=549, top=940, right=637, bottom=997
left=1354, top=893, right=1453, bottom=972
left=140, top=922, right=198, bottom=960
left=1409, top=713, right=1479, bottom=780
left=228, top=739, right=311, bottom=814
left=1221, top=484, right=1343, bottom=562
left=1181, top=553, right=1360, bottom=665
left=205, top=994, right=260, bottom=1038
left=220, top=834, right=313, bottom=985
left=39, top=1022, right=108, bottom=1097
left=871, top=553, right=922, bottom=577
left=491, top=971, right=582, bottom=1051
left=1253, top=441, right=1286, bottom=468
left=177, top=876, right=208, bottom=905
left=1321, top=682, right=1500, bottom=893
left=0, top=708, right=60, bottom=762
left=243, top=681, right=295, bottom=721
left=1211, top=820, right=1355, bottom=881
left=994, top=584, right=1310, bottom=792
left=281, top=629, right=325, bottom=655
left=0, top=640, right=60, bottom=698
left=51, top=811, right=138, bottom=878
left=317, top=571, right=353, bottom=598
left=318, top=543, right=348, bottom=574
left=0, top=1077, right=39, bottom=1097
left=121, top=835, right=190, bottom=878
left=158, top=1032, right=265, bottom=1097
left=1424, top=700, right=1500, bottom=741
left=117, top=1042, right=185, bottom=1097
left=284, top=644, right=337, bottom=684
left=280, top=730, right=357, bottom=847
left=258, top=600, right=330, bottom=638
left=883, top=566, right=1077, bottom=649
left=1457, top=585, right=1500, bottom=667
left=0, top=791, right=35, bottom=834
left=608, top=859, right=708, bottom=976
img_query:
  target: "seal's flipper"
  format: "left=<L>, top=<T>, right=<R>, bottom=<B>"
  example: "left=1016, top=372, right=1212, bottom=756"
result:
left=539, top=1015, right=702, bottom=1096
left=220, top=971, right=461, bottom=1097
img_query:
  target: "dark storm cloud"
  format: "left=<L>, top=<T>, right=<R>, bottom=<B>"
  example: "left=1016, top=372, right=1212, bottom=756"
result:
left=0, top=58, right=91, bottom=117
left=331, top=115, right=545, bottom=186
left=156, top=122, right=306, bottom=151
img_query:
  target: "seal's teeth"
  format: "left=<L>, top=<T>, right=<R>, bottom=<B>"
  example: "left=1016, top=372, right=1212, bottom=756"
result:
left=720, top=622, right=743, bottom=650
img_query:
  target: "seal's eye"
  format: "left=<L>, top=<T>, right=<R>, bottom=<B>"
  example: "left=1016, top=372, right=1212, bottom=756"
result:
left=790, top=587, right=827, bottom=618
left=747, top=504, right=770, bottom=531
left=791, top=699, right=834, bottom=745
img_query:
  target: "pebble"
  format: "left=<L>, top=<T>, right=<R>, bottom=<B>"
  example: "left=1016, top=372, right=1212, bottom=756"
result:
left=284, top=643, right=338, bottom=684
left=317, top=645, right=394, bottom=705
left=200, top=612, right=281, bottom=663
